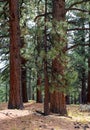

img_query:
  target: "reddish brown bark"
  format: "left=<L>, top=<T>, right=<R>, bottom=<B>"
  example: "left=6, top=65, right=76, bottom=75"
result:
left=50, top=58, right=66, bottom=114
left=8, top=0, right=23, bottom=109
left=50, top=0, right=67, bottom=115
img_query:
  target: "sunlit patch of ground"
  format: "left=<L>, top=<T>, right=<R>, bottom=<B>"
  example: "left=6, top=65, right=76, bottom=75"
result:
left=67, top=105, right=90, bottom=122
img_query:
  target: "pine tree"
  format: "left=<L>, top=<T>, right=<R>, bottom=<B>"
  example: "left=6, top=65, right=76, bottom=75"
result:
left=50, top=0, right=67, bottom=115
left=8, top=0, right=23, bottom=109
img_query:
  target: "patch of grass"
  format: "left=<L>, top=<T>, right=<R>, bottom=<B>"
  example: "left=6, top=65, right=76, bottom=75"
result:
left=11, top=128, right=19, bottom=130
left=28, top=100, right=36, bottom=103
left=67, top=105, right=90, bottom=123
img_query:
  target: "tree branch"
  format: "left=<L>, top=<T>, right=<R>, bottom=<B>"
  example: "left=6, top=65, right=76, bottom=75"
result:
left=67, top=28, right=90, bottom=31
left=66, top=0, right=90, bottom=11
left=67, top=21, right=78, bottom=25
left=66, top=8, right=90, bottom=13
left=0, top=35, right=9, bottom=38
left=0, top=0, right=7, bottom=2
left=34, top=12, right=52, bottom=22
left=66, top=43, right=90, bottom=51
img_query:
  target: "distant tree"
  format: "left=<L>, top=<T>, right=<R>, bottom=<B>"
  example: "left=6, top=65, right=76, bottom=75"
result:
left=36, top=4, right=42, bottom=103
left=21, top=37, right=28, bottom=103
left=36, top=75, right=42, bottom=103
left=66, top=0, right=90, bottom=104
left=44, top=0, right=50, bottom=115
left=87, top=12, right=90, bottom=103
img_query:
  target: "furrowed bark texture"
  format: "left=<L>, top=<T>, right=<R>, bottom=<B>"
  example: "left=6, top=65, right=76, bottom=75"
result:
left=8, top=0, right=23, bottom=109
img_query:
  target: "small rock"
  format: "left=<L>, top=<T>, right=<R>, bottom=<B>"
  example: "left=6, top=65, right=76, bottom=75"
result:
left=74, top=122, right=76, bottom=125
left=74, top=126, right=80, bottom=129
left=41, top=120, right=43, bottom=122
left=51, top=128, right=54, bottom=130
left=5, top=113, right=9, bottom=116
left=84, top=124, right=89, bottom=128
left=39, top=125, right=47, bottom=128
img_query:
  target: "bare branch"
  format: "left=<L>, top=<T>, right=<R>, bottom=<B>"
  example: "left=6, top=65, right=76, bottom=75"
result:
left=66, top=43, right=90, bottom=51
left=67, top=28, right=90, bottom=31
left=0, top=35, right=9, bottom=38
left=34, top=14, right=45, bottom=22
left=66, top=8, right=90, bottom=13
left=66, top=0, right=90, bottom=12
left=34, top=12, right=52, bottom=22
left=0, top=0, right=7, bottom=2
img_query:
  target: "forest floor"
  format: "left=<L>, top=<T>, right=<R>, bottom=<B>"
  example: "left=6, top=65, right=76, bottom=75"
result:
left=0, top=102, right=90, bottom=130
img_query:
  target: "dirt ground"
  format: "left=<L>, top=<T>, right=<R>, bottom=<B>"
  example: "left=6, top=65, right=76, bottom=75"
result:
left=0, top=102, right=90, bottom=130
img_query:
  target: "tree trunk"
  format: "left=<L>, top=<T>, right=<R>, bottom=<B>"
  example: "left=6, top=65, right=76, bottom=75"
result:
left=21, top=58, right=28, bottom=102
left=8, top=0, right=23, bottom=109
left=87, top=13, right=90, bottom=103
left=81, top=68, right=86, bottom=104
left=36, top=76, right=42, bottom=103
left=21, top=38, right=28, bottom=103
left=66, top=95, right=70, bottom=104
left=87, top=57, right=90, bottom=103
left=50, top=0, right=67, bottom=115
left=50, top=59, right=66, bottom=114
left=80, top=20, right=86, bottom=104
left=44, top=61, right=50, bottom=115
left=5, top=84, right=8, bottom=102
left=44, top=0, right=50, bottom=116
left=27, top=68, right=32, bottom=100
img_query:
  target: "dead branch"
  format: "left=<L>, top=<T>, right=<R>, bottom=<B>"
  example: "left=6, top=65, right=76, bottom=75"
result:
left=66, top=8, right=90, bottom=13
left=67, top=28, right=90, bottom=31
left=66, top=43, right=90, bottom=51
left=34, top=12, right=52, bottom=22
left=66, top=0, right=90, bottom=11
left=0, top=0, right=7, bottom=2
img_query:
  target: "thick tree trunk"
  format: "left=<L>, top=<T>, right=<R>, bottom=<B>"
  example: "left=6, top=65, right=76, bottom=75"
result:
left=8, top=0, right=23, bottom=109
left=50, top=91, right=66, bottom=114
left=50, top=0, right=67, bottom=115
left=50, top=58, right=67, bottom=114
